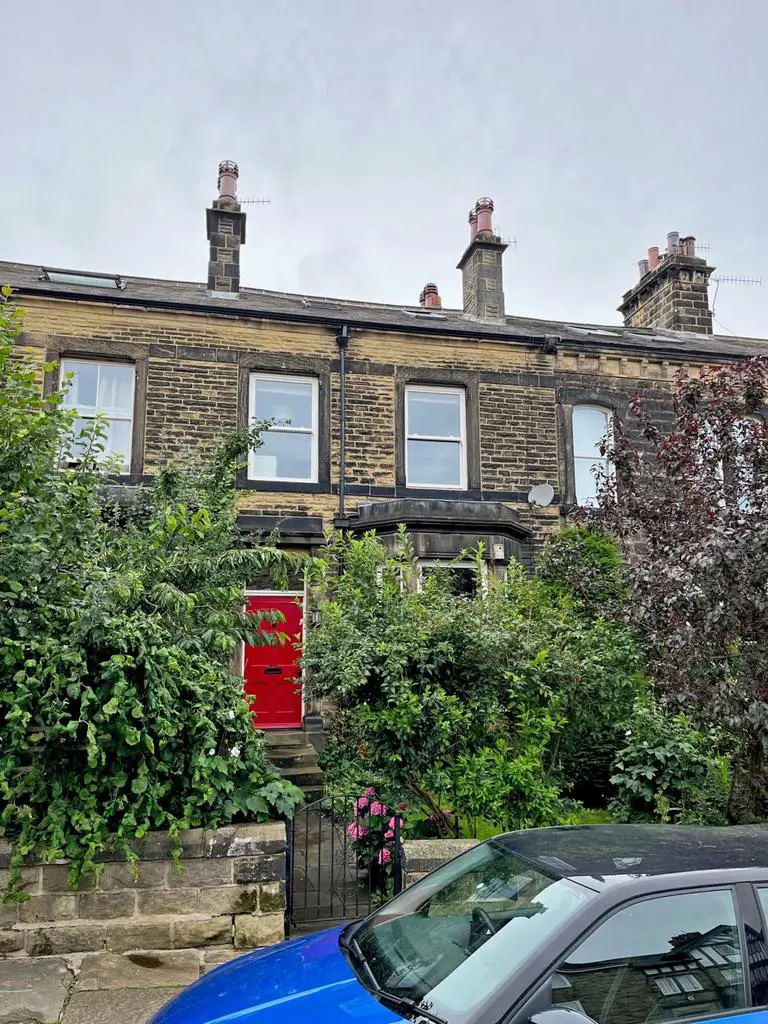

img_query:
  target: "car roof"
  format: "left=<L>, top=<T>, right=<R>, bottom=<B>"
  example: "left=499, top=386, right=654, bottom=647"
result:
left=493, top=824, right=768, bottom=880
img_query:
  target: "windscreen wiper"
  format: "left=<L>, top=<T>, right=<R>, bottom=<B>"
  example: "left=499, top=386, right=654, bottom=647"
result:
left=349, top=939, right=447, bottom=1024
left=378, top=991, right=448, bottom=1024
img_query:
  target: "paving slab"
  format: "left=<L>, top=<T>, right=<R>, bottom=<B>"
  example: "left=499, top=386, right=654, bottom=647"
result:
left=0, top=957, right=74, bottom=1024
left=62, top=988, right=182, bottom=1024
left=76, top=951, right=200, bottom=991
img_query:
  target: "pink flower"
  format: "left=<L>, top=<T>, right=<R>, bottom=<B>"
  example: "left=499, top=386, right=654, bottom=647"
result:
left=398, top=802, right=409, bottom=810
left=387, top=815, right=402, bottom=830
left=378, top=848, right=392, bottom=864
left=353, top=797, right=369, bottom=814
left=346, top=822, right=369, bottom=840
left=369, top=801, right=388, bottom=816
left=384, top=830, right=394, bottom=839
left=363, top=787, right=377, bottom=797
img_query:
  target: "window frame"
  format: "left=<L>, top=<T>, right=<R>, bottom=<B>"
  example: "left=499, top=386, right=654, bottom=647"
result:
left=405, top=383, right=468, bottom=491
left=59, top=356, right=136, bottom=474
left=571, top=403, right=614, bottom=508
left=546, top=886, right=750, bottom=1024
left=248, top=372, right=320, bottom=484
left=417, top=558, right=488, bottom=595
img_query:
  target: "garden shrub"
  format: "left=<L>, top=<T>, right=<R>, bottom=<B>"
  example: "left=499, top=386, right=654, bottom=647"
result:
left=0, top=292, right=302, bottom=896
left=610, top=694, right=732, bottom=825
left=304, top=529, right=647, bottom=833
left=537, top=525, right=626, bottom=617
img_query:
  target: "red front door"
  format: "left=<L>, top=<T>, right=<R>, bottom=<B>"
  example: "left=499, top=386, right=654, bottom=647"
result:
left=243, top=594, right=303, bottom=729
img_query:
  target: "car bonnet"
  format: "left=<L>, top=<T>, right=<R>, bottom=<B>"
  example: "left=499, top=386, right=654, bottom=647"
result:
left=148, top=926, right=404, bottom=1024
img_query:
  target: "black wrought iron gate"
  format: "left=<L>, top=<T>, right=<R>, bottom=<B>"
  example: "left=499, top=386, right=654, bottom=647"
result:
left=286, top=794, right=404, bottom=935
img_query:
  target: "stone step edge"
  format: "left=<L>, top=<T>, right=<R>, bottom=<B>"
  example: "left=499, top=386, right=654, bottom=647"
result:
left=4, top=913, right=280, bottom=937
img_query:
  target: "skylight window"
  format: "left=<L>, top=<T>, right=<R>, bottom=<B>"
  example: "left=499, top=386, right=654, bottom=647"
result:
left=40, top=268, right=126, bottom=290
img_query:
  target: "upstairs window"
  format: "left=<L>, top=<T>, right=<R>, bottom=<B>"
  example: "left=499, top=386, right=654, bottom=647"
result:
left=249, top=373, right=318, bottom=483
left=60, top=359, right=135, bottom=472
left=572, top=405, right=612, bottom=506
left=405, top=386, right=466, bottom=489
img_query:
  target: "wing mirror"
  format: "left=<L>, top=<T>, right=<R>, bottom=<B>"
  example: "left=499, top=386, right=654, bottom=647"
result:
left=530, top=1008, right=596, bottom=1024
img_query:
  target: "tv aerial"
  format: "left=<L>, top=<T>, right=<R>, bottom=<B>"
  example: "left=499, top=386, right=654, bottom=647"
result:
left=528, top=483, right=555, bottom=508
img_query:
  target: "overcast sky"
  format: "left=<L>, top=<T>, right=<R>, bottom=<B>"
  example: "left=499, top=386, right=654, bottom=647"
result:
left=3, top=0, right=767, bottom=337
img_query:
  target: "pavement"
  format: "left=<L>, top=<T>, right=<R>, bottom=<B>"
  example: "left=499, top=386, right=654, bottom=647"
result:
left=0, top=948, right=241, bottom=1024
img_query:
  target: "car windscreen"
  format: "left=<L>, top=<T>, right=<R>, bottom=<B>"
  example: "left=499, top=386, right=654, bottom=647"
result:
left=349, top=839, right=597, bottom=1020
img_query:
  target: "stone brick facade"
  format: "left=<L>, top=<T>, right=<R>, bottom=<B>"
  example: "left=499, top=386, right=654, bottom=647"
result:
left=0, top=822, right=286, bottom=958
left=5, top=278, right=762, bottom=565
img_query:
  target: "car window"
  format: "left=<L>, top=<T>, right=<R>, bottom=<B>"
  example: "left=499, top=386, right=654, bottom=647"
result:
left=551, top=889, right=746, bottom=1024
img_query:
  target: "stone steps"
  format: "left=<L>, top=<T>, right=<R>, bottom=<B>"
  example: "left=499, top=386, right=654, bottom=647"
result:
left=263, top=730, right=324, bottom=802
left=263, top=729, right=307, bottom=749
left=266, top=746, right=319, bottom=768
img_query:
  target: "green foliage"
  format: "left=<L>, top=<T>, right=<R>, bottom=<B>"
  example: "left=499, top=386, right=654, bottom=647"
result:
left=537, top=526, right=625, bottom=616
left=610, top=695, right=731, bottom=825
left=305, top=529, right=647, bottom=833
left=0, top=291, right=302, bottom=896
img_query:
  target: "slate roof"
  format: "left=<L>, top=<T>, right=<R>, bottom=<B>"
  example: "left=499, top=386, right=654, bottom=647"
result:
left=1, top=259, right=766, bottom=361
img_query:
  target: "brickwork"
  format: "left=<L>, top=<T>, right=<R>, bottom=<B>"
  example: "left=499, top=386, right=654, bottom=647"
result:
left=144, top=357, right=238, bottom=469
left=331, top=373, right=395, bottom=487
left=479, top=383, right=559, bottom=493
left=0, top=822, right=286, bottom=957
left=619, top=255, right=714, bottom=334
left=12, top=290, right=729, bottom=543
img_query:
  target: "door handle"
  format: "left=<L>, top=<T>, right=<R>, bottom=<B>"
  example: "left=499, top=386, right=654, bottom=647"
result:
left=263, top=667, right=282, bottom=675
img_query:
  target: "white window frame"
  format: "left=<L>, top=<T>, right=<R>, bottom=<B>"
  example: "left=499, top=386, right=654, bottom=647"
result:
left=60, top=358, right=135, bottom=474
left=405, top=384, right=467, bottom=490
left=248, top=373, right=319, bottom=484
left=572, top=404, right=613, bottom=507
left=417, top=559, right=488, bottom=595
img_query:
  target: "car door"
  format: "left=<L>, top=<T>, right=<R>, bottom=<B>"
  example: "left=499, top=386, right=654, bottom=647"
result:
left=528, top=888, right=755, bottom=1024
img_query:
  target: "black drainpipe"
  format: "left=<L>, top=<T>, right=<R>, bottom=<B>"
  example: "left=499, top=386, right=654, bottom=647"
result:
left=335, top=325, right=350, bottom=521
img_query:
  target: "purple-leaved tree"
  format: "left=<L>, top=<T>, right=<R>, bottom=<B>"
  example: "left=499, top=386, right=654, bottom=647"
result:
left=591, top=357, right=768, bottom=818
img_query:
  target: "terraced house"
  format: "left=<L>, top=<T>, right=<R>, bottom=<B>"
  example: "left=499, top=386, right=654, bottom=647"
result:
left=3, top=160, right=765, bottom=743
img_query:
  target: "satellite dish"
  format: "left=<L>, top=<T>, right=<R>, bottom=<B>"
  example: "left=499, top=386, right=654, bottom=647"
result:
left=528, top=483, right=555, bottom=508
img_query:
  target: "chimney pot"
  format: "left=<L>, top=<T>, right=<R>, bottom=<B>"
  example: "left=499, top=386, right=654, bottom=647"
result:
left=419, top=282, right=442, bottom=308
left=619, top=234, right=713, bottom=334
left=468, top=209, right=478, bottom=241
left=475, top=196, right=495, bottom=236
left=217, top=159, right=239, bottom=201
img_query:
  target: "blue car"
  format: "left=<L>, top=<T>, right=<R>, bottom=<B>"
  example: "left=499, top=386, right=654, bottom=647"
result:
left=150, top=824, right=768, bottom=1024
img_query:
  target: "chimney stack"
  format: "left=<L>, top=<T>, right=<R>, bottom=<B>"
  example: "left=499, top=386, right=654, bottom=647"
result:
left=619, top=230, right=714, bottom=334
left=419, top=282, right=442, bottom=308
left=206, top=159, right=246, bottom=294
left=456, top=197, right=508, bottom=321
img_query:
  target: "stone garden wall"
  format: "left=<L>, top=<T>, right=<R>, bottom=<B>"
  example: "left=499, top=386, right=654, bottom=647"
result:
left=0, top=822, right=286, bottom=958
left=402, top=838, right=479, bottom=886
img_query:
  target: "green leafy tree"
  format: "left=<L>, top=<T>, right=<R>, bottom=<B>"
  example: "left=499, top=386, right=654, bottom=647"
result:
left=0, top=289, right=302, bottom=895
left=303, top=529, right=646, bottom=832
